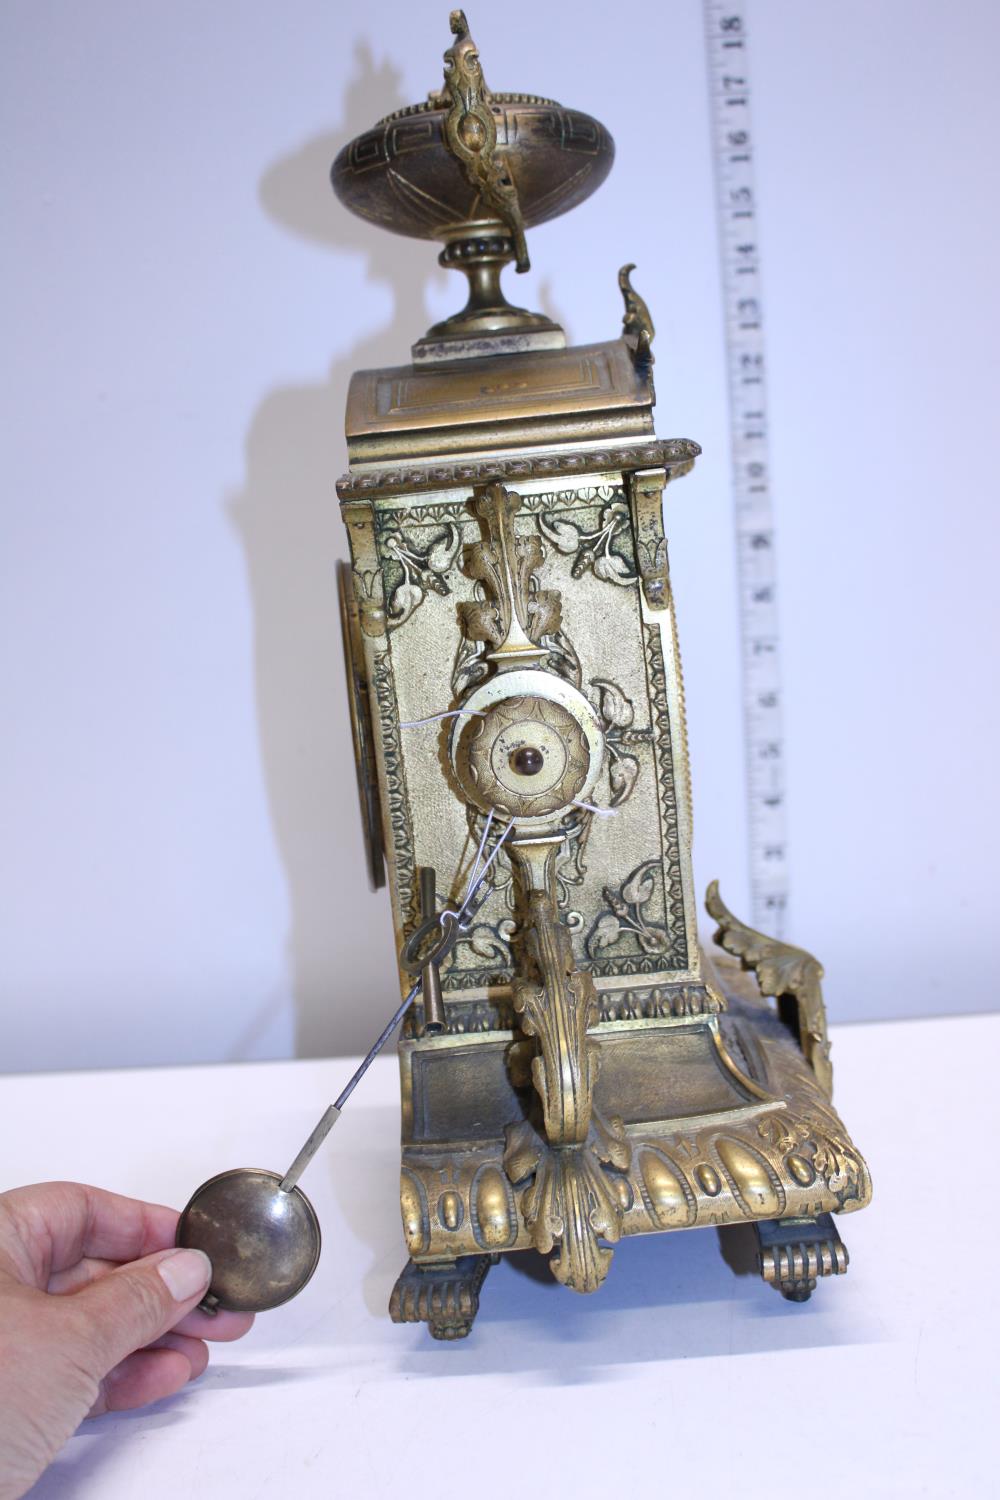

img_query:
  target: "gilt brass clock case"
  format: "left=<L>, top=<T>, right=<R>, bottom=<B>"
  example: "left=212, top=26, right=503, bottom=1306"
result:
left=331, top=11, right=871, bottom=1339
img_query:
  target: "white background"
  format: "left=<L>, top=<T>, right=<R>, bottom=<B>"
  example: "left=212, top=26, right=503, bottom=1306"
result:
left=2, top=0, right=997, bottom=1072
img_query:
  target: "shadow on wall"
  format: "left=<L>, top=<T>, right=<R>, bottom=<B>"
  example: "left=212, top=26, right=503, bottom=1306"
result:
left=227, top=42, right=443, bottom=1060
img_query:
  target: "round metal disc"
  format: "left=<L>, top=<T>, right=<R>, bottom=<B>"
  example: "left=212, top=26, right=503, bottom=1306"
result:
left=177, top=1168, right=322, bottom=1313
left=450, top=669, right=605, bottom=824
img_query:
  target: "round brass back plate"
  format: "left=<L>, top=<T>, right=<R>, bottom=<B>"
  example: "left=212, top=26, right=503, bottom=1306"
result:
left=450, top=669, right=604, bottom=823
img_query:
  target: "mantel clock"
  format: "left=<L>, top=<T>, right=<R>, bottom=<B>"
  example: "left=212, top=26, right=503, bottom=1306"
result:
left=323, top=11, right=871, bottom=1338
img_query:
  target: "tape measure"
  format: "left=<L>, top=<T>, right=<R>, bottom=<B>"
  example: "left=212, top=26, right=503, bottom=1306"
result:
left=703, top=0, right=788, bottom=936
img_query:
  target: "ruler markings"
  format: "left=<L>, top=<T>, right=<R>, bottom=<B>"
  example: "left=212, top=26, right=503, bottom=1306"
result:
left=703, top=0, right=788, bottom=935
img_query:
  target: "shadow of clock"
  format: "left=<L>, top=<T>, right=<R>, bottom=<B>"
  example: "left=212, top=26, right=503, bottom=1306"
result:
left=393, top=1226, right=883, bottom=1378
left=225, top=36, right=573, bottom=1066
left=225, top=41, right=436, bottom=1062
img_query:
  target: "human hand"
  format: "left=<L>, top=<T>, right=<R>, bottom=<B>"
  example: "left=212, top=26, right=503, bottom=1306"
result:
left=0, top=1181, right=254, bottom=1499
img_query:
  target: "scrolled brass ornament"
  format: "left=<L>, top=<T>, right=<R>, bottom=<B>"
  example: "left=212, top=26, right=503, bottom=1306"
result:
left=179, top=9, right=871, bottom=1336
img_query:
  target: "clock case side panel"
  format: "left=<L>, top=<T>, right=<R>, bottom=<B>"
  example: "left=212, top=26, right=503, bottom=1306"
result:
left=341, top=464, right=708, bottom=1031
left=341, top=499, right=417, bottom=1002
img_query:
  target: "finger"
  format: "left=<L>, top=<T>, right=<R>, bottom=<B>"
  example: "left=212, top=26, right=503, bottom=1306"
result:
left=47, top=1259, right=257, bottom=1345
left=150, top=1331, right=210, bottom=1381
left=61, top=1246, right=212, bottom=1378
left=1, top=1182, right=179, bottom=1282
left=50, top=1256, right=255, bottom=1341
left=86, top=1331, right=210, bottom=1417
left=170, top=1304, right=255, bottom=1341
left=89, top=1347, right=193, bottom=1416
left=48, top=1256, right=118, bottom=1294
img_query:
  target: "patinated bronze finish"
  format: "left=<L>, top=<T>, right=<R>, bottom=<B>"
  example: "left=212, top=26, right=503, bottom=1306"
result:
left=177, top=1170, right=321, bottom=1313
left=331, top=9, right=612, bottom=361
left=328, top=10, right=872, bottom=1340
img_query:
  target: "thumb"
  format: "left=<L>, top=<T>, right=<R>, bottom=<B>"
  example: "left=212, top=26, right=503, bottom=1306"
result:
left=63, top=1247, right=212, bottom=1378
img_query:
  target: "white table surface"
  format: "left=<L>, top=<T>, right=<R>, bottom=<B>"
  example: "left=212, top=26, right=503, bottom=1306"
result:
left=3, top=1014, right=997, bottom=1500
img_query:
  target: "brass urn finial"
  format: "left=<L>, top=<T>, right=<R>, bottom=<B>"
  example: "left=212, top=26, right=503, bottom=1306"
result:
left=330, top=10, right=614, bottom=359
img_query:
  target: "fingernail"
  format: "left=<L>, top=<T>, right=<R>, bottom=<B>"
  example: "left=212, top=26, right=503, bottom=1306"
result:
left=157, top=1247, right=212, bottom=1302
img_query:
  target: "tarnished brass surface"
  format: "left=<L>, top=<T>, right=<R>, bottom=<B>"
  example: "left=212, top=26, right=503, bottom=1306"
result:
left=338, top=561, right=385, bottom=889
left=508, top=834, right=600, bottom=1147
left=417, top=236, right=564, bottom=364
left=441, top=10, right=529, bottom=273
left=330, top=12, right=612, bottom=360
left=619, top=263, right=655, bottom=368
left=460, top=482, right=560, bottom=666
left=177, top=1170, right=321, bottom=1313
left=706, top=880, right=833, bottom=1098
left=414, top=867, right=446, bottom=1034
left=329, top=57, right=611, bottom=250
left=345, top=338, right=655, bottom=463
left=626, top=466, right=670, bottom=609
left=393, top=947, right=871, bottom=1268
left=755, top=1214, right=848, bottom=1302
left=335, top=437, right=700, bottom=502
left=458, top=692, right=594, bottom=817
left=389, top=1254, right=494, bottom=1340
left=326, top=9, right=870, bottom=1337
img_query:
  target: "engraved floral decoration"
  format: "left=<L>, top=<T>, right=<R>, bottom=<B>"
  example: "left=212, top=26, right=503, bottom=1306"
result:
left=587, top=858, right=669, bottom=960
left=590, top=678, right=642, bottom=807
left=380, top=522, right=461, bottom=627
left=538, top=497, right=637, bottom=586
left=451, top=633, right=491, bottom=701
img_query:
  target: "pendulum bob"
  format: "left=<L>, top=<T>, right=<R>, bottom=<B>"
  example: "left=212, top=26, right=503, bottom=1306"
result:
left=331, top=12, right=871, bottom=1338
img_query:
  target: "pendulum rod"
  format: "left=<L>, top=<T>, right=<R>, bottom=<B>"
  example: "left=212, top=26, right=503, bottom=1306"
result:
left=278, top=819, right=515, bottom=1193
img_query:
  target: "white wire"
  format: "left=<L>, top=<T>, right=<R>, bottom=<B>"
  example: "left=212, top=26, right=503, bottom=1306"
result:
left=441, top=819, right=515, bottom=929
left=464, top=808, right=494, bottom=902
left=399, top=709, right=485, bottom=729
left=572, top=798, right=618, bottom=818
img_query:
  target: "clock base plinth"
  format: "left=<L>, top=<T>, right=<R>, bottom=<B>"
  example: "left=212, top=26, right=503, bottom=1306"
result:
left=391, top=909, right=871, bottom=1340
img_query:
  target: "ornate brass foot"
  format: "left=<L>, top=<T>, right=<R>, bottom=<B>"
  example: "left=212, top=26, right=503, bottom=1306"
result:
left=389, top=1255, right=494, bottom=1340
left=753, top=1214, right=848, bottom=1302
